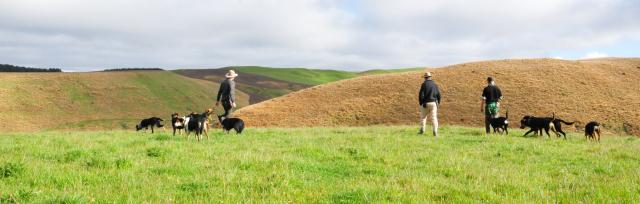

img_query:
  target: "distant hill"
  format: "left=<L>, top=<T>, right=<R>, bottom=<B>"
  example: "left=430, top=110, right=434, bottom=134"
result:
left=235, top=58, right=640, bottom=136
left=0, top=64, right=62, bottom=72
left=103, top=68, right=164, bottom=72
left=175, top=66, right=424, bottom=104
left=0, top=71, right=249, bottom=131
left=230, top=66, right=358, bottom=85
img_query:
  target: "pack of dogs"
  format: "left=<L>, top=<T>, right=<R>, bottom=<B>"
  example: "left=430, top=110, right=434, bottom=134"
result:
left=136, top=108, right=602, bottom=142
left=136, top=108, right=245, bottom=141
left=485, top=109, right=602, bottom=142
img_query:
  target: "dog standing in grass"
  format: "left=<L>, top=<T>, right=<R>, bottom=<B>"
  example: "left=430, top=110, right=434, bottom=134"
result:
left=418, top=72, right=441, bottom=136
left=585, top=121, right=601, bottom=142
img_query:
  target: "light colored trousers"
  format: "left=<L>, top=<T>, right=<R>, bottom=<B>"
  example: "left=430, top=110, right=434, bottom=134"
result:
left=420, top=102, right=438, bottom=134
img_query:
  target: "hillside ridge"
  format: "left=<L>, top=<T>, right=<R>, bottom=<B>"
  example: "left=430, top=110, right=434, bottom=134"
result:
left=235, top=58, right=640, bottom=136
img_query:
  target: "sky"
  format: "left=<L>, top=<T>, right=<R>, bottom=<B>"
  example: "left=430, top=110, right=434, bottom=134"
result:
left=0, top=0, right=638, bottom=71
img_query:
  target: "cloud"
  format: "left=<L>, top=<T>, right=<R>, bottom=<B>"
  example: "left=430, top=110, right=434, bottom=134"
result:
left=583, top=52, right=609, bottom=59
left=0, top=0, right=639, bottom=71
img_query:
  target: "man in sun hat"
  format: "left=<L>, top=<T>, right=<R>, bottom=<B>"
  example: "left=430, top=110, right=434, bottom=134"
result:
left=418, top=72, right=441, bottom=136
left=481, top=76, right=503, bottom=135
left=216, top=69, right=238, bottom=117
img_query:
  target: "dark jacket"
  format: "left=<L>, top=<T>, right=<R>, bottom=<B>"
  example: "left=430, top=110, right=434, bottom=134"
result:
left=216, top=79, right=236, bottom=103
left=419, top=79, right=441, bottom=106
left=482, top=84, right=502, bottom=103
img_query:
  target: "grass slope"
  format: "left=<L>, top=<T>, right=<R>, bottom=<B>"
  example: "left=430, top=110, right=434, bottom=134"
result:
left=1, top=126, right=639, bottom=202
left=232, top=66, right=358, bottom=86
left=236, top=58, right=640, bottom=136
left=0, top=71, right=249, bottom=131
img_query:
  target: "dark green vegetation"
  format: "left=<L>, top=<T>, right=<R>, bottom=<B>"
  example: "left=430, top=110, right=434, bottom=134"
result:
left=0, top=64, right=61, bottom=72
left=175, top=66, right=423, bottom=104
left=1, top=126, right=638, bottom=202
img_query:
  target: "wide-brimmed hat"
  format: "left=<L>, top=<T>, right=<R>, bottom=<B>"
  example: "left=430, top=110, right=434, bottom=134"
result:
left=225, top=70, right=238, bottom=78
left=424, top=72, right=432, bottom=78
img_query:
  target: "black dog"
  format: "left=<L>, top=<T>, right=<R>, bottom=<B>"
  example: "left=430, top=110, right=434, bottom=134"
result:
left=185, top=112, right=198, bottom=137
left=186, top=110, right=213, bottom=141
left=171, top=113, right=186, bottom=136
left=136, top=117, right=164, bottom=133
left=489, top=110, right=509, bottom=134
left=585, top=121, right=601, bottom=142
left=217, top=115, right=244, bottom=134
left=549, top=118, right=576, bottom=139
left=520, top=114, right=555, bottom=137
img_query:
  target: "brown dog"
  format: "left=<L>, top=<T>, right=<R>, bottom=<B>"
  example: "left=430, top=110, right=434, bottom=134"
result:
left=202, top=109, right=214, bottom=139
left=585, top=121, right=601, bottom=142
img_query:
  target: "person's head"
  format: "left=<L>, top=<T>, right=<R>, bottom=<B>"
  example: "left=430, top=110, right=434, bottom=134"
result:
left=424, top=72, right=432, bottom=80
left=487, top=76, right=494, bottom=85
left=225, top=70, right=238, bottom=80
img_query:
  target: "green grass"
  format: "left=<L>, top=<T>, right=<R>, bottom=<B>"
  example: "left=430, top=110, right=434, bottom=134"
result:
left=1, top=126, right=639, bottom=203
left=132, top=72, right=214, bottom=110
left=233, top=66, right=358, bottom=85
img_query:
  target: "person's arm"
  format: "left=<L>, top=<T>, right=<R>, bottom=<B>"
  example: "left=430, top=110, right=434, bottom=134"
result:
left=480, top=98, right=485, bottom=113
left=435, top=85, right=441, bottom=106
left=230, top=81, right=236, bottom=107
left=215, top=82, right=224, bottom=106
left=418, top=83, right=426, bottom=106
left=496, top=87, right=503, bottom=107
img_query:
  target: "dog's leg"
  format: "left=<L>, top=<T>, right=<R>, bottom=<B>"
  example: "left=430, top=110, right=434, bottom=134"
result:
left=544, top=127, right=552, bottom=138
left=524, top=129, right=536, bottom=137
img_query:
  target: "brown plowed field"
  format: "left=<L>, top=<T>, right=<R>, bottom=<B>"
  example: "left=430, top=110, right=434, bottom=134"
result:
left=236, top=58, right=640, bottom=136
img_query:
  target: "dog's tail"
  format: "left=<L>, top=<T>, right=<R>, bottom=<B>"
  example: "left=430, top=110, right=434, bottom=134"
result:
left=556, top=119, right=575, bottom=125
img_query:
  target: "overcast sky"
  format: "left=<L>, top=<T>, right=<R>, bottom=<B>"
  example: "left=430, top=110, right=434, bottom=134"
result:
left=1, top=0, right=639, bottom=71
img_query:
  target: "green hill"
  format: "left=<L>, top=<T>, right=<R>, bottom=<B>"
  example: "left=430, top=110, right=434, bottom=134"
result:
left=175, top=66, right=424, bottom=104
left=0, top=71, right=249, bottom=131
left=231, top=66, right=358, bottom=85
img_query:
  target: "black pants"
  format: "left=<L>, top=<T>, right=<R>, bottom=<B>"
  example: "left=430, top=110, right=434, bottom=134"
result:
left=221, top=100, right=233, bottom=117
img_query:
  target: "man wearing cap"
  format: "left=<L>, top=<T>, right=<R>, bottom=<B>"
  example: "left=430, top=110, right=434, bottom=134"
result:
left=481, top=76, right=503, bottom=135
left=418, top=72, right=441, bottom=136
left=216, top=70, right=238, bottom=117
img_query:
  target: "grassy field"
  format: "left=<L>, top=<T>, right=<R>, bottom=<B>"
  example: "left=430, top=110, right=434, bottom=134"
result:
left=1, top=126, right=639, bottom=203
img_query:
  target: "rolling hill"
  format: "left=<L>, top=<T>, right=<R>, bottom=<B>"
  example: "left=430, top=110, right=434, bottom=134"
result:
left=0, top=71, right=249, bottom=131
left=235, top=58, right=640, bottom=136
left=174, top=66, right=422, bottom=104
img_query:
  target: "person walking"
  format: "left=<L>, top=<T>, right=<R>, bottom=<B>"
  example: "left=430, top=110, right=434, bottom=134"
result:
left=481, top=76, right=503, bottom=135
left=216, top=70, right=238, bottom=117
left=418, top=72, right=441, bottom=136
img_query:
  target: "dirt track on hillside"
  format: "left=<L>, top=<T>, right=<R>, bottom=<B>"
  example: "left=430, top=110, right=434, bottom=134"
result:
left=236, top=58, right=640, bottom=136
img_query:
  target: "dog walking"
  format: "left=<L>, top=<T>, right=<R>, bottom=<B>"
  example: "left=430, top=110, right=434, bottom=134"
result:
left=418, top=72, right=441, bottom=136
left=481, top=76, right=503, bottom=135
left=216, top=70, right=238, bottom=117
